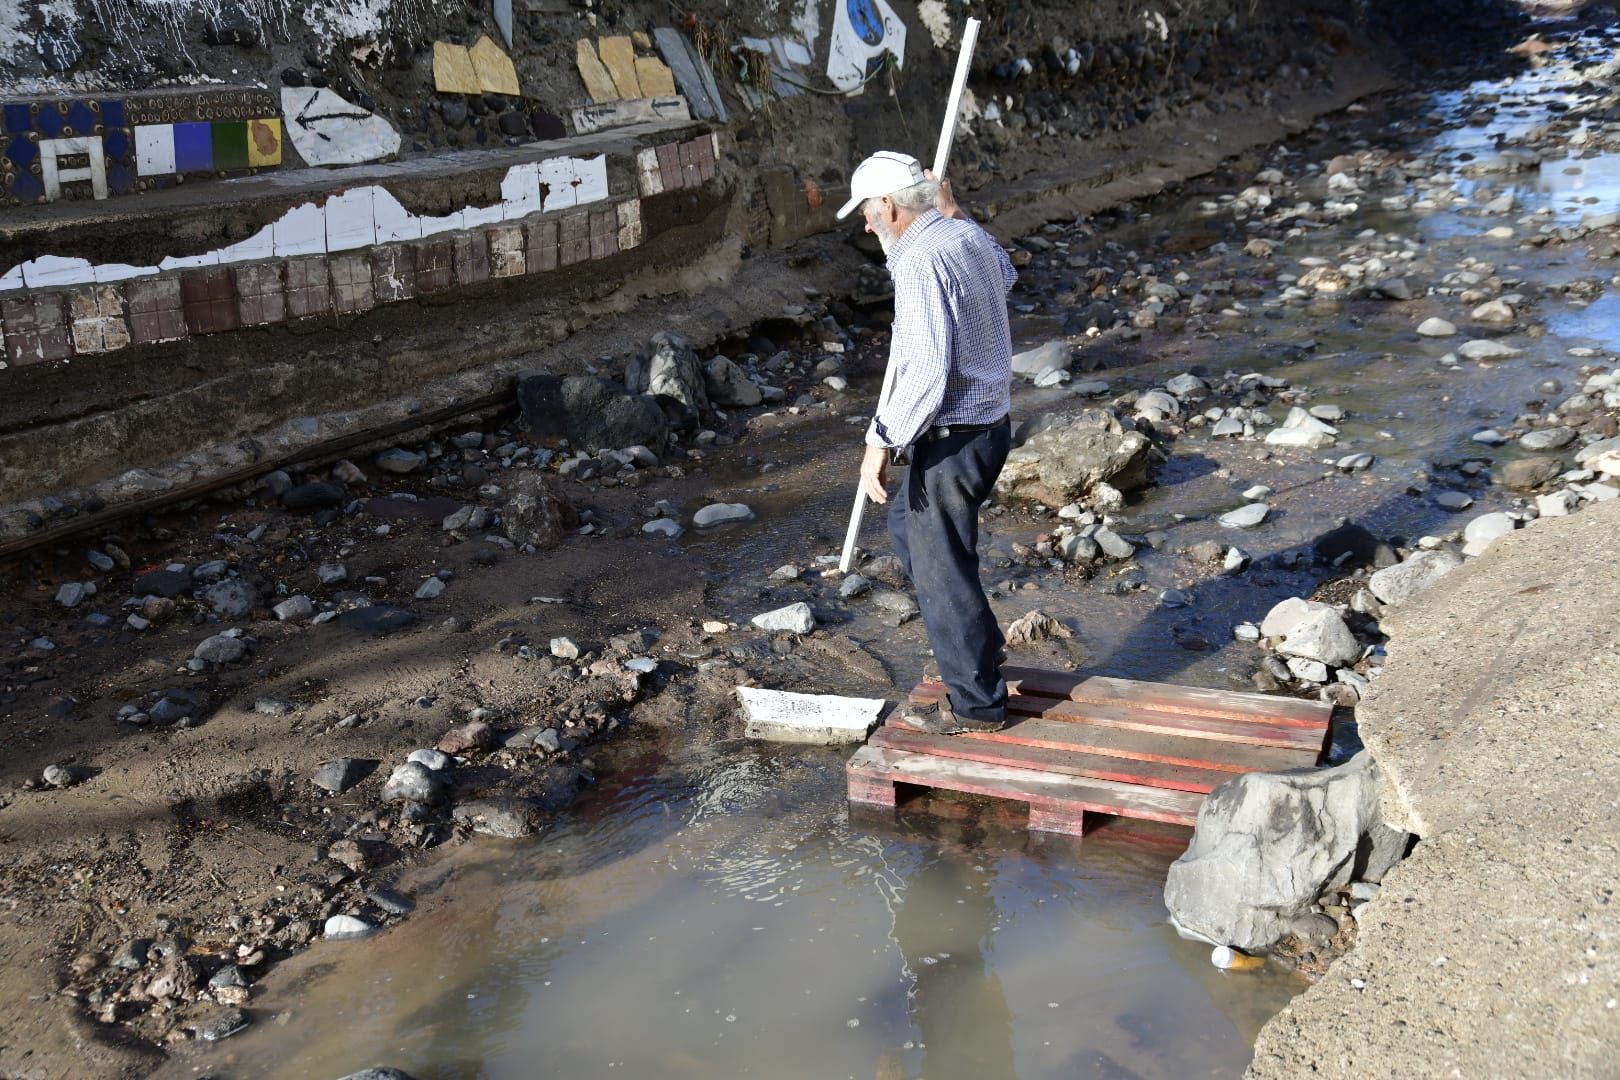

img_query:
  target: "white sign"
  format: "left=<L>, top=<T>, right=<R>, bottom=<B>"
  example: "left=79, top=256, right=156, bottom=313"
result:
left=738, top=685, right=885, bottom=744
left=281, top=87, right=401, bottom=167
left=827, top=0, right=907, bottom=92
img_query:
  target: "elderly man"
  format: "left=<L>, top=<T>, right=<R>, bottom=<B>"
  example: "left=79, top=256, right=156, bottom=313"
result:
left=836, top=150, right=1017, bottom=735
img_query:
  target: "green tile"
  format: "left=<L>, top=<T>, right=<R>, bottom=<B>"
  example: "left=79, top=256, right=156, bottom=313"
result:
left=211, top=121, right=249, bottom=171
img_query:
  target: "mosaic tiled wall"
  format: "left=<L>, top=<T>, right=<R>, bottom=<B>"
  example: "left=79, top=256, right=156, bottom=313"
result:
left=0, top=133, right=720, bottom=368
left=2, top=87, right=282, bottom=206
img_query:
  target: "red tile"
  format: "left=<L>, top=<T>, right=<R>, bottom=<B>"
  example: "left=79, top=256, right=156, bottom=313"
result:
left=678, top=140, right=700, bottom=189
left=180, top=268, right=240, bottom=335
left=126, top=277, right=186, bottom=344
left=231, top=263, right=286, bottom=325
left=655, top=142, right=682, bottom=191
left=329, top=254, right=374, bottom=314
left=284, top=256, right=332, bottom=319
left=559, top=211, right=591, bottom=266
left=589, top=208, right=618, bottom=260
left=525, top=218, right=559, bottom=274
left=453, top=231, right=490, bottom=286
left=692, top=135, right=716, bottom=182
left=372, top=245, right=417, bottom=303
left=415, top=239, right=454, bottom=293
left=2, top=293, right=72, bottom=365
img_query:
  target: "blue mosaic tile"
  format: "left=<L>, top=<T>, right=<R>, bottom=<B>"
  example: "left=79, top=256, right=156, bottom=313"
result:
left=67, top=100, right=96, bottom=135
left=101, top=99, right=125, bottom=129
left=36, top=106, right=64, bottom=138
left=103, top=129, right=130, bottom=161
left=3, top=103, right=28, bottom=134
left=107, top=163, right=133, bottom=196
left=6, top=135, right=37, bottom=169
left=12, top=172, right=43, bottom=201
left=172, top=122, right=213, bottom=172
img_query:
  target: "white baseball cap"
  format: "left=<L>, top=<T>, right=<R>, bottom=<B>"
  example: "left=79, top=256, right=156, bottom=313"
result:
left=836, top=150, right=926, bottom=220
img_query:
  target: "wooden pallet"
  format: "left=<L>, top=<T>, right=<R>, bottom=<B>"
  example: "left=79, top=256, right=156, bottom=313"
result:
left=846, top=665, right=1333, bottom=838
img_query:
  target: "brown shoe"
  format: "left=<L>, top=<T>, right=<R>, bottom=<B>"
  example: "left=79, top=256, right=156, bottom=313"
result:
left=893, top=697, right=1007, bottom=735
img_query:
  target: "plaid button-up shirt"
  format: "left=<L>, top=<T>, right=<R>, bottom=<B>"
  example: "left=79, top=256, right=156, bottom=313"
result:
left=866, top=208, right=1017, bottom=450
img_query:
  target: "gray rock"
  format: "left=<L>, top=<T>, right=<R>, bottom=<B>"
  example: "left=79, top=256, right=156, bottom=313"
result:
left=205, top=579, right=259, bottom=618
left=317, top=563, right=348, bottom=585
left=1471, top=299, right=1514, bottom=323
left=1211, top=416, right=1246, bottom=438
left=406, top=748, right=453, bottom=771
left=1471, top=428, right=1510, bottom=446
left=1165, top=373, right=1209, bottom=399
left=43, top=763, right=83, bottom=789
left=704, top=355, right=763, bottom=407
left=414, top=577, right=446, bottom=600
left=1337, top=453, right=1375, bottom=471
left=366, top=887, right=416, bottom=916
left=336, top=605, right=417, bottom=636
left=1518, top=426, right=1576, bottom=452
left=1265, top=407, right=1338, bottom=449
left=336, top=1068, right=418, bottom=1080
left=111, top=939, right=151, bottom=970
left=1457, top=339, right=1524, bottom=362
left=312, top=758, right=371, bottom=794
left=550, top=636, right=581, bottom=659
left=375, top=448, right=426, bottom=474
left=1463, top=511, right=1516, bottom=544
left=1287, top=656, right=1330, bottom=683
left=193, top=634, right=247, bottom=665
left=253, top=696, right=297, bottom=717
left=1058, top=534, right=1100, bottom=563
left=693, top=503, right=755, bottom=527
left=452, top=796, right=543, bottom=838
left=1093, top=527, right=1134, bottom=560
left=517, top=374, right=668, bottom=453
left=751, top=602, right=815, bottom=635
left=1219, top=503, right=1270, bottom=528
left=838, top=573, right=872, bottom=599
left=1434, top=490, right=1474, bottom=510
left=996, top=410, right=1153, bottom=504
left=1416, top=317, right=1456, bottom=337
left=273, top=595, right=315, bottom=622
left=643, top=518, right=684, bottom=538
left=1368, top=549, right=1464, bottom=606
left=190, top=1009, right=249, bottom=1042
left=1011, top=339, right=1070, bottom=381
left=502, top=473, right=572, bottom=549
left=532, top=728, right=562, bottom=754
left=208, top=965, right=248, bottom=990
left=1135, top=389, right=1182, bottom=419
left=380, top=762, right=443, bottom=803
left=1260, top=596, right=1325, bottom=639
left=1276, top=608, right=1367, bottom=667
left=323, top=914, right=376, bottom=940
left=625, top=331, right=710, bottom=416
left=872, top=590, right=920, bottom=620
left=55, top=582, right=88, bottom=608
left=87, top=550, right=116, bottom=573
left=1164, top=752, right=1409, bottom=952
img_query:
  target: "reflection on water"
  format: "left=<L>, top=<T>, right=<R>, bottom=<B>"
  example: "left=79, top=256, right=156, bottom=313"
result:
left=167, top=730, right=1300, bottom=1080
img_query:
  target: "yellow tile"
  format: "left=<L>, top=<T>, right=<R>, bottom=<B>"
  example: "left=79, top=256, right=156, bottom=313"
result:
left=634, top=57, right=678, bottom=98
left=575, top=39, right=620, bottom=103
left=597, top=36, right=642, bottom=100
left=470, top=35, right=520, bottom=96
left=433, top=41, right=481, bottom=95
left=247, top=117, right=282, bottom=166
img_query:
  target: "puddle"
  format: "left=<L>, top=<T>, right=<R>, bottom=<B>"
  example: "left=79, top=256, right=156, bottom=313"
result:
left=164, top=729, right=1301, bottom=1079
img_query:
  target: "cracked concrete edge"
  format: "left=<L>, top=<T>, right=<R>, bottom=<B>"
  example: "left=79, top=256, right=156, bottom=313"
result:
left=1248, top=499, right=1620, bottom=1078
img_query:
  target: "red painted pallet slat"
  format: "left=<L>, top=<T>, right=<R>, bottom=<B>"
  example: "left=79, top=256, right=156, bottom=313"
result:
left=850, top=666, right=1334, bottom=839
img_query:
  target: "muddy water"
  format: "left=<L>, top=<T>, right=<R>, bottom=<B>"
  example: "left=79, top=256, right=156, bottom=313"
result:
left=169, top=23, right=1619, bottom=1080
left=176, top=725, right=1295, bottom=1079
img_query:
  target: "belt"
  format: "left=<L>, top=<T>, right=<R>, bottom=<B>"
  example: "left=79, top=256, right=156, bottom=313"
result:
left=916, top=415, right=1008, bottom=443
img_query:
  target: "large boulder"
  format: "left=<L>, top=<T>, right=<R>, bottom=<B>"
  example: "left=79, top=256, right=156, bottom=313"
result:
left=502, top=473, right=575, bottom=548
left=625, top=332, right=710, bottom=417
left=704, top=355, right=763, bottom=407
left=995, top=409, right=1153, bottom=504
left=516, top=374, right=668, bottom=452
left=1164, top=752, right=1409, bottom=952
left=1368, top=549, right=1463, bottom=606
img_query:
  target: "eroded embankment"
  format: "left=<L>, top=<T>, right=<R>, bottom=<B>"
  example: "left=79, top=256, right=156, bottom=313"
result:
left=1249, top=498, right=1620, bottom=1077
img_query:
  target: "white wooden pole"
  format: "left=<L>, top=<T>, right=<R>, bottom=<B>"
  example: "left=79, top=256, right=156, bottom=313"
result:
left=838, top=17, right=982, bottom=574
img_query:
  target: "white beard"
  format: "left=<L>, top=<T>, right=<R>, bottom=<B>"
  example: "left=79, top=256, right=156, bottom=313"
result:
left=873, top=219, right=898, bottom=255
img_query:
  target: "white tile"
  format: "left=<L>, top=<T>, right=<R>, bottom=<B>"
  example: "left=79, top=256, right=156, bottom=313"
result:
left=0, top=266, right=25, bottom=293
left=93, top=263, right=160, bottom=284
left=636, top=148, right=664, bottom=197
left=134, top=125, right=176, bottom=176
left=325, top=187, right=379, bottom=251
left=373, top=190, right=423, bottom=243
left=538, top=157, right=577, bottom=212
left=500, top=163, right=542, bottom=220
left=158, top=251, right=222, bottom=271
left=273, top=201, right=327, bottom=257
left=461, top=204, right=504, bottom=229
left=573, top=155, right=610, bottom=206
left=22, top=255, right=98, bottom=288
left=418, top=210, right=466, bottom=237
left=214, top=225, right=275, bottom=264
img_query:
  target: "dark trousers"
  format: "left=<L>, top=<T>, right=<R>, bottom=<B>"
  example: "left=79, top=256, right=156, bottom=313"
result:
left=888, top=419, right=1011, bottom=724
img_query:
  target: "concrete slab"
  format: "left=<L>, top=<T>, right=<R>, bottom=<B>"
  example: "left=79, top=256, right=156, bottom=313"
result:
left=737, top=686, right=885, bottom=744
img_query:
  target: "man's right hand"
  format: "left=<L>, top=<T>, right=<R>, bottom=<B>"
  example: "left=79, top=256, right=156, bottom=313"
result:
left=926, top=170, right=966, bottom=221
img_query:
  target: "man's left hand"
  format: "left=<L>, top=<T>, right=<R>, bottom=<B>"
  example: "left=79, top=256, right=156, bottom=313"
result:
left=861, top=444, right=889, bottom=504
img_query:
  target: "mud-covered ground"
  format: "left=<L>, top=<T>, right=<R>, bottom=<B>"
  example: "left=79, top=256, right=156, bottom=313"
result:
left=3, top=9, right=1619, bottom=1078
